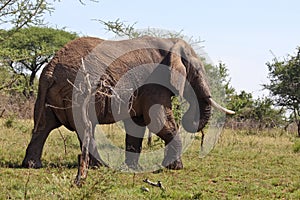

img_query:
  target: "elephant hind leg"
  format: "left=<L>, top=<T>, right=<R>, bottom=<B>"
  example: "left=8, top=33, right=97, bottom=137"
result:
left=22, top=107, right=61, bottom=168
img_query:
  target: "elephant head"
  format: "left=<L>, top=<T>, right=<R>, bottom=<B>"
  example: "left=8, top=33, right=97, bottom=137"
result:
left=168, top=39, right=234, bottom=133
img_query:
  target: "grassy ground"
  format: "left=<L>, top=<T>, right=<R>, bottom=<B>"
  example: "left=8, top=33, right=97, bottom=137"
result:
left=0, top=118, right=300, bottom=199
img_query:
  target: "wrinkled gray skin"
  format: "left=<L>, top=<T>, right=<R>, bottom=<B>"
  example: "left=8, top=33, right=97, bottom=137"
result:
left=22, top=36, right=212, bottom=170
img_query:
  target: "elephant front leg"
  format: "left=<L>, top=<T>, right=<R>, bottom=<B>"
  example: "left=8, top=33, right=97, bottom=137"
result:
left=159, top=132, right=183, bottom=170
left=123, top=118, right=146, bottom=170
left=146, top=104, right=183, bottom=170
left=139, top=85, right=183, bottom=170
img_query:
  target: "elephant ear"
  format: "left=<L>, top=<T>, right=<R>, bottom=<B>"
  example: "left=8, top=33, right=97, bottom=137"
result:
left=169, top=41, right=187, bottom=97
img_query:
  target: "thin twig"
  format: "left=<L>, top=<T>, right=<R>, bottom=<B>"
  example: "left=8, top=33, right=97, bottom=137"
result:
left=24, top=170, right=31, bottom=199
left=45, top=103, right=75, bottom=110
left=0, top=109, right=5, bottom=118
left=67, top=79, right=81, bottom=92
left=0, top=76, right=19, bottom=91
left=143, top=178, right=165, bottom=190
left=57, top=128, right=67, bottom=157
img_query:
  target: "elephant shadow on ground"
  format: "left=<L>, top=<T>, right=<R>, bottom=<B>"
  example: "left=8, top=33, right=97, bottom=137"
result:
left=0, top=159, right=79, bottom=169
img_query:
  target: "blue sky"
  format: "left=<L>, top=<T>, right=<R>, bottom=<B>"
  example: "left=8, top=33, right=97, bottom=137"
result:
left=45, top=0, right=300, bottom=98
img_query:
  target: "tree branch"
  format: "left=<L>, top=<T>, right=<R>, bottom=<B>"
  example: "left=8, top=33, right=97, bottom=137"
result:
left=0, top=0, right=14, bottom=12
left=0, top=76, right=19, bottom=91
left=0, top=109, right=5, bottom=117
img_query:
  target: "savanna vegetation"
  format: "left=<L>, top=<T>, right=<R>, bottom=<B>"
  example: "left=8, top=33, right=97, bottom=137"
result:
left=0, top=0, right=299, bottom=199
left=1, top=119, right=300, bottom=199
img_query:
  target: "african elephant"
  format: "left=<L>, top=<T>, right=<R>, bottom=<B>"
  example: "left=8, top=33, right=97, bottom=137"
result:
left=22, top=36, right=234, bottom=170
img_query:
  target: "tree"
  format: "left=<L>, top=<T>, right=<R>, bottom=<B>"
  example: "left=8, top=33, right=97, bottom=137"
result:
left=264, top=47, right=300, bottom=136
left=226, top=90, right=284, bottom=130
left=0, top=0, right=98, bottom=42
left=227, top=90, right=254, bottom=120
left=253, top=97, right=284, bottom=128
left=0, top=26, right=77, bottom=96
left=205, top=62, right=235, bottom=103
left=0, top=0, right=52, bottom=41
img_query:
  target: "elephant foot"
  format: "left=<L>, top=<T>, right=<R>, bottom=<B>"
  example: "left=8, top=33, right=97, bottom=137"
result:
left=162, top=158, right=183, bottom=170
left=124, top=149, right=143, bottom=172
left=126, top=162, right=143, bottom=172
left=88, top=158, right=101, bottom=169
left=118, top=160, right=143, bottom=172
left=88, top=154, right=109, bottom=169
left=22, top=158, right=42, bottom=168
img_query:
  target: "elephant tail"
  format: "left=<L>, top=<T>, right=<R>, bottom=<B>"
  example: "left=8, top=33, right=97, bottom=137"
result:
left=33, top=77, right=53, bottom=133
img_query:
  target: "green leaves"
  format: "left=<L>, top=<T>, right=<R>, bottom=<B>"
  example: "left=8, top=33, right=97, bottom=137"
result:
left=0, top=26, right=77, bottom=97
left=1, top=27, right=77, bottom=61
left=205, top=62, right=233, bottom=104
left=265, top=48, right=300, bottom=108
left=226, top=90, right=285, bottom=128
left=265, top=47, right=300, bottom=135
left=0, top=0, right=53, bottom=41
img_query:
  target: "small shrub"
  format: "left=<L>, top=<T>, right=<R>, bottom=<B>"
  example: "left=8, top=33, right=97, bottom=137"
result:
left=293, top=140, right=300, bottom=153
left=4, top=116, right=14, bottom=128
left=16, top=124, right=30, bottom=133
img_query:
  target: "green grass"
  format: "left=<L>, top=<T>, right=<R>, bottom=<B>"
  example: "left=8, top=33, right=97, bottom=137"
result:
left=0, top=119, right=300, bottom=199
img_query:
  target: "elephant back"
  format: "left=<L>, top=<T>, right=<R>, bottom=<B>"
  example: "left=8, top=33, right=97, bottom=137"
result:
left=42, top=37, right=104, bottom=79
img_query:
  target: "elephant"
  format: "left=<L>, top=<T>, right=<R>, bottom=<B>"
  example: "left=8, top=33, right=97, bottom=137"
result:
left=22, top=36, right=234, bottom=170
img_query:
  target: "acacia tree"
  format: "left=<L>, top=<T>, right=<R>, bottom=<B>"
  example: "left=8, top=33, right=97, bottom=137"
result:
left=264, top=48, right=300, bottom=136
left=0, top=0, right=97, bottom=42
left=0, top=26, right=77, bottom=96
left=0, top=0, right=52, bottom=41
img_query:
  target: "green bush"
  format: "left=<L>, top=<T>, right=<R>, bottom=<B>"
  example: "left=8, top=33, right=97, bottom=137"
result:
left=293, top=139, right=300, bottom=153
left=4, top=116, right=14, bottom=128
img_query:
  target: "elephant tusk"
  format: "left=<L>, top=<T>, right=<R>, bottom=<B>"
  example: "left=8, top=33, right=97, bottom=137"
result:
left=208, top=98, right=235, bottom=114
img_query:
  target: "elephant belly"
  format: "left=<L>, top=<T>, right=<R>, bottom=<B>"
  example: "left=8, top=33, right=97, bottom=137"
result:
left=47, top=84, right=141, bottom=130
left=95, top=104, right=133, bottom=125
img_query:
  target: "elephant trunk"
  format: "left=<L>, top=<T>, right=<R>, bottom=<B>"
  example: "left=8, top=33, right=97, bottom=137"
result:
left=182, top=97, right=235, bottom=133
left=182, top=97, right=211, bottom=133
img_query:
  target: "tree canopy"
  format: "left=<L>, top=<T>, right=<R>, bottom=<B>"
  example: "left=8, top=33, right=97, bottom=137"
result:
left=0, top=0, right=52, bottom=41
left=264, top=47, right=300, bottom=136
left=0, top=26, right=77, bottom=96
